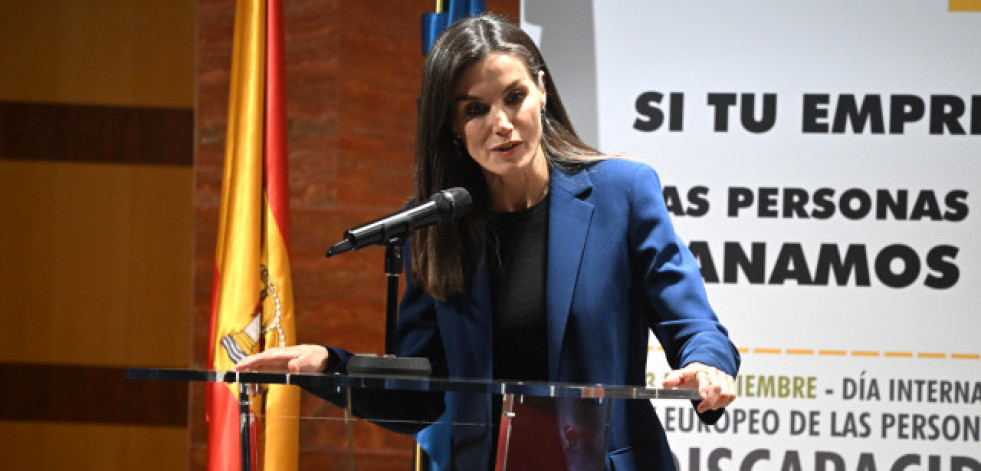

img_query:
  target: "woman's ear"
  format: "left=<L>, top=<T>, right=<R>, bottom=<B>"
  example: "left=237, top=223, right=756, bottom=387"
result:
left=537, top=70, right=547, bottom=107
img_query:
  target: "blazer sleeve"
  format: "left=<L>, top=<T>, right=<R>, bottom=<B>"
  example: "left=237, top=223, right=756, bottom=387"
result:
left=626, top=163, right=741, bottom=378
left=301, top=241, right=448, bottom=434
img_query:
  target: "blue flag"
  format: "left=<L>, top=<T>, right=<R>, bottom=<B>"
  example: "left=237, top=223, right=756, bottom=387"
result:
left=421, top=0, right=486, bottom=55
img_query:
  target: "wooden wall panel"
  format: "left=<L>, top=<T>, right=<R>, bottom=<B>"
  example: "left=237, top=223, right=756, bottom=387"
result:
left=0, top=423, right=187, bottom=470
left=0, top=0, right=195, bottom=469
left=0, top=102, right=193, bottom=166
left=0, top=161, right=192, bottom=367
left=0, top=0, right=196, bottom=108
left=0, top=363, right=186, bottom=426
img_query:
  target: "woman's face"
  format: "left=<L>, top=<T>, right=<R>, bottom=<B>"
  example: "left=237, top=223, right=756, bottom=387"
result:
left=451, top=52, right=547, bottom=180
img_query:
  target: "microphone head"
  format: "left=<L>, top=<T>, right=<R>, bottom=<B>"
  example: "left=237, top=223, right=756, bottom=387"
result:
left=432, top=187, right=473, bottom=221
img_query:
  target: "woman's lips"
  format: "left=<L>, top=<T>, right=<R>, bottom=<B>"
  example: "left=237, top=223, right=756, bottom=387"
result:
left=493, top=142, right=520, bottom=154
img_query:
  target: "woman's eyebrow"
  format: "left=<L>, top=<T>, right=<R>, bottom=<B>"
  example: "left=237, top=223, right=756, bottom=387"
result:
left=453, top=79, right=523, bottom=103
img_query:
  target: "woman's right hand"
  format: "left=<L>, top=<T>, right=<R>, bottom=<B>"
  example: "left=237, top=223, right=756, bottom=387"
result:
left=233, top=344, right=329, bottom=374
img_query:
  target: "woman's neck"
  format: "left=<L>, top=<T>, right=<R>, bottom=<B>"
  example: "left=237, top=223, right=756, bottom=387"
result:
left=484, top=151, right=550, bottom=212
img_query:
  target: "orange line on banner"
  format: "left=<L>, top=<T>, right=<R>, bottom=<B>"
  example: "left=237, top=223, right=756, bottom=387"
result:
left=648, top=346, right=978, bottom=360
left=952, top=353, right=981, bottom=360
left=786, top=349, right=814, bottom=356
left=885, top=351, right=914, bottom=358
left=949, top=0, right=981, bottom=12
left=819, top=350, right=847, bottom=356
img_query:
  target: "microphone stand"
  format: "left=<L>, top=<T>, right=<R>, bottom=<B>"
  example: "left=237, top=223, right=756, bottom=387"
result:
left=383, top=237, right=402, bottom=355
left=345, top=237, right=432, bottom=376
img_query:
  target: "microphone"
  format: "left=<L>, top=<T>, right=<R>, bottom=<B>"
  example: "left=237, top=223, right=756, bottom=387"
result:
left=326, top=187, right=473, bottom=257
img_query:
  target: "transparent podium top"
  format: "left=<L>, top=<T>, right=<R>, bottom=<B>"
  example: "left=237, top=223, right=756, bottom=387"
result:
left=126, top=367, right=698, bottom=400
left=128, top=367, right=700, bottom=470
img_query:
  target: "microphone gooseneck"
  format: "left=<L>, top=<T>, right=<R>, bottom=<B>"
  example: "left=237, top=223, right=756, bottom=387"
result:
left=325, top=187, right=472, bottom=257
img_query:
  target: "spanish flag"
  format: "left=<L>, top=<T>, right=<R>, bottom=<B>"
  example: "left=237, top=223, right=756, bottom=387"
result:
left=206, top=0, right=299, bottom=470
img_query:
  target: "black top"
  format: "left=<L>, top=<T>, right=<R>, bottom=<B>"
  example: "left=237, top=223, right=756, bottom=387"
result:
left=487, top=195, right=549, bottom=382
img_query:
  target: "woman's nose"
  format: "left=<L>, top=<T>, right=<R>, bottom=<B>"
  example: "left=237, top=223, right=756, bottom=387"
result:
left=492, top=108, right=514, bottom=135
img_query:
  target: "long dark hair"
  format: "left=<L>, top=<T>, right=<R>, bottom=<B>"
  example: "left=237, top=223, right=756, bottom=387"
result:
left=413, top=13, right=602, bottom=300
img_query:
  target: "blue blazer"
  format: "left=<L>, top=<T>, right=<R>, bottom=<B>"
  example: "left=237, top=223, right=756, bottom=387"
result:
left=325, top=159, right=740, bottom=470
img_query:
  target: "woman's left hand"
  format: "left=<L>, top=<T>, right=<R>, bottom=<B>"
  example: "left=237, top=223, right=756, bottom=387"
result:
left=662, top=362, right=736, bottom=413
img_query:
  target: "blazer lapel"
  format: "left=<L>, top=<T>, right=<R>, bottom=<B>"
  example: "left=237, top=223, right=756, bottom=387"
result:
left=448, top=251, right=494, bottom=378
left=546, top=166, right=594, bottom=379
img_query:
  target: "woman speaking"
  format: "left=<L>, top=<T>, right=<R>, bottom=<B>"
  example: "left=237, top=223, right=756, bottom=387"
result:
left=237, top=13, right=740, bottom=470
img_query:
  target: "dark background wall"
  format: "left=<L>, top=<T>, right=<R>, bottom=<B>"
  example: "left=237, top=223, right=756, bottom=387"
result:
left=0, top=1, right=515, bottom=470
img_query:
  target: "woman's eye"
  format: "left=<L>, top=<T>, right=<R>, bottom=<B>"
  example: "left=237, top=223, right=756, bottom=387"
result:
left=464, top=103, right=489, bottom=117
left=506, top=91, right=526, bottom=106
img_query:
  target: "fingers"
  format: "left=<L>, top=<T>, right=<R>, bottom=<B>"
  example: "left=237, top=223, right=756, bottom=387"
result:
left=660, top=363, right=703, bottom=389
left=694, top=367, right=736, bottom=413
left=716, top=369, right=736, bottom=408
left=233, top=345, right=328, bottom=373
left=661, top=370, right=689, bottom=389
left=662, top=362, right=737, bottom=413
left=234, top=348, right=296, bottom=371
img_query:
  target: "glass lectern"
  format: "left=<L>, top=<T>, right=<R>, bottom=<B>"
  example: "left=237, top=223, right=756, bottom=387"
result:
left=126, top=368, right=697, bottom=470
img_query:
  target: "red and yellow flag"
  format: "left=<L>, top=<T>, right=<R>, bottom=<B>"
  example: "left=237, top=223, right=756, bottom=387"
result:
left=206, top=0, right=299, bottom=470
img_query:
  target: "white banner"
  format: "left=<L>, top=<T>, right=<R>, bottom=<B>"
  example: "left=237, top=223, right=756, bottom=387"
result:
left=524, top=0, right=980, bottom=468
